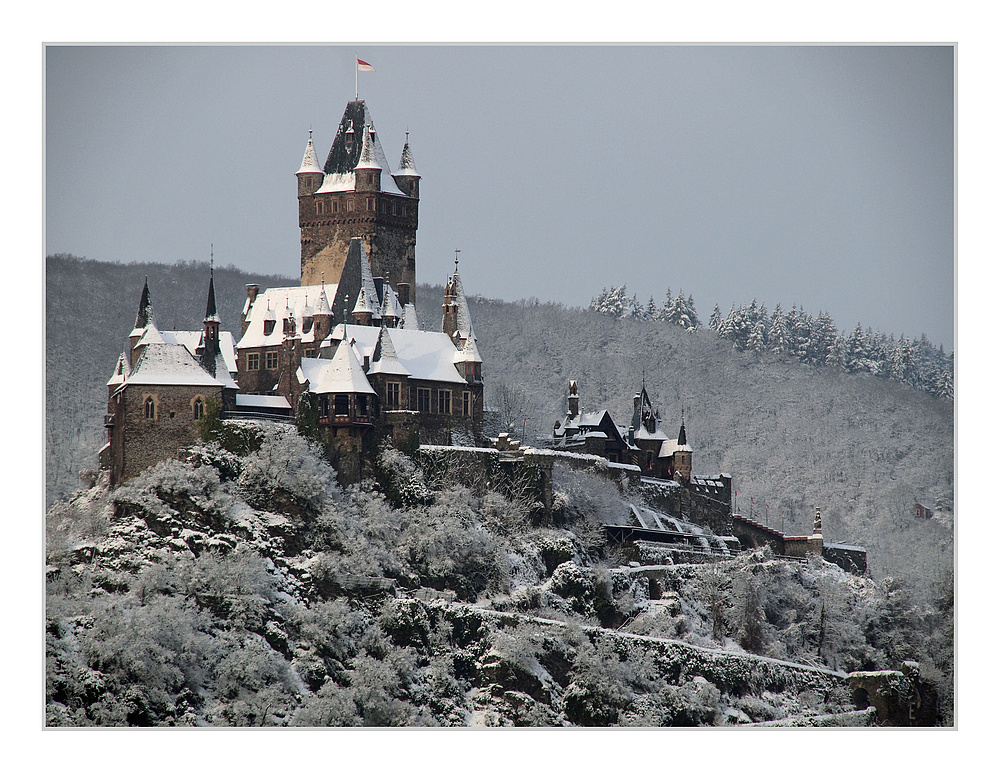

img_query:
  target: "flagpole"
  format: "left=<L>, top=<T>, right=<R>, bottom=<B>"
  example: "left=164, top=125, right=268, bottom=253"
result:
left=355, top=53, right=358, bottom=100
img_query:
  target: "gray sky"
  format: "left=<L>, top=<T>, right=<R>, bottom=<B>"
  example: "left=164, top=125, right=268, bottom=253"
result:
left=45, top=45, right=954, bottom=347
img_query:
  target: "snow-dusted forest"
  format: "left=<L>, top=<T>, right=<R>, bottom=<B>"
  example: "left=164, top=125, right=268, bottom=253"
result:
left=45, top=255, right=954, bottom=726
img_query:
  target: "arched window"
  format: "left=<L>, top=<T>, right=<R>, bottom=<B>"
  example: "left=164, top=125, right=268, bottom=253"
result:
left=144, top=396, right=156, bottom=419
left=193, top=397, right=204, bottom=419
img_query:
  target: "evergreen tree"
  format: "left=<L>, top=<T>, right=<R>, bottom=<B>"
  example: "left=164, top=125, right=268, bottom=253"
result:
left=709, top=304, right=723, bottom=332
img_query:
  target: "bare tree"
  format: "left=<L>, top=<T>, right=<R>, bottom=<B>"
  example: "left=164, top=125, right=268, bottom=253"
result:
left=489, top=380, right=534, bottom=434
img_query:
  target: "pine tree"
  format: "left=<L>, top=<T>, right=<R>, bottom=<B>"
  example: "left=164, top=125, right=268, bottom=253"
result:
left=709, top=304, right=723, bottom=332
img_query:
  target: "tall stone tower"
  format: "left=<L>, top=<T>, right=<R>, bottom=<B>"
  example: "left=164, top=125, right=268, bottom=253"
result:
left=297, top=100, right=420, bottom=298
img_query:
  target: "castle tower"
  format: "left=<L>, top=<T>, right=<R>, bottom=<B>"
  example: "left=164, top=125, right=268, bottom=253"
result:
left=441, top=253, right=473, bottom=345
left=296, top=130, right=324, bottom=197
left=567, top=380, right=580, bottom=420
left=129, top=277, right=156, bottom=366
left=197, top=263, right=221, bottom=375
left=298, top=100, right=418, bottom=297
left=392, top=132, right=420, bottom=199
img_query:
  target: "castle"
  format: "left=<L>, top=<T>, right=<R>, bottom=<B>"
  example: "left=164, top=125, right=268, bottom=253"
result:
left=101, top=97, right=484, bottom=486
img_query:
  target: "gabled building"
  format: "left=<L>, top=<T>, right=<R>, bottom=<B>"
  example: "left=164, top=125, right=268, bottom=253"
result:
left=101, top=273, right=238, bottom=486
left=549, top=379, right=692, bottom=482
left=100, top=93, right=485, bottom=486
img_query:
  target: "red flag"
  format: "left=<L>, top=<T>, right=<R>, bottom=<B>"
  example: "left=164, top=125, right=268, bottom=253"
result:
left=357, top=58, right=375, bottom=72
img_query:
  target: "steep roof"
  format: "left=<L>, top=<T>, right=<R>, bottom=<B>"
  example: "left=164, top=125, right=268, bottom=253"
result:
left=107, top=351, right=130, bottom=387
left=124, top=342, right=226, bottom=388
left=299, top=339, right=376, bottom=396
left=131, top=277, right=155, bottom=336
left=400, top=302, right=420, bottom=330
left=354, top=124, right=381, bottom=171
left=237, top=285, right=336, bottom=348
left=369, top=326, right=411, bottom=376
left=204, top=269, right=220, bottom=323
left=333, top=323, right=467, bottom=384
left=331, top=238, right=381, bottom=324
left=316, top=100, right=404, bottom=195
left=443, top=268, right=474, bottom=340
left=395, top=137, right=419, bottom=177
left=454, top=331, right=483, bottom=364
left=161, top=330, right=239, bottom=379
left=296, top=132, right=322, bottom=174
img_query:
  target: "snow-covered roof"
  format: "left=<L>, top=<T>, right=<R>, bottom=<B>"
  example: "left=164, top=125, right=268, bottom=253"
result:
left=443, top=269, right=474, bottom=339
left=237, top=285, right=337, bottom=349
left=316, top=100, right=405, bottom=196
left=297, top=134, right=322, bottom=174
left=395, top=139, right=419, bottom=177
left=236, top=393, right=291, bottom=409
left=160, top=330, right=239, bottom=378
left=399, top=302, right=419, bottom=330
left=333, top=323, right=466, bottom=384
left=634, top=426, right=670, bottom=441
left=124, top=343, right=227, bottom=388
left=454, top=332, right=483, bottom=364
left=107, top=352, right=130, bottom=387
left=299, top=340, right=376, bottom=395
left=369, top=326, right=411, bottom=377
left=658, top=439, right=693, bottom=457
left=354, top=125, right=381, bottom=171
left=135, top=322, right=165, bottom=346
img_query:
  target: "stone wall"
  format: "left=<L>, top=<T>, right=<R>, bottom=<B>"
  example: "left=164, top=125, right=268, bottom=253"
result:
left=114, top=383, right=220, bottom=485
left=299, top=192, right=418, bottom=292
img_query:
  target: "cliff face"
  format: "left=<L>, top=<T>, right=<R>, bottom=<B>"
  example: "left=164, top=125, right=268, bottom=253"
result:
left=45, top=424, right=950, bottom=727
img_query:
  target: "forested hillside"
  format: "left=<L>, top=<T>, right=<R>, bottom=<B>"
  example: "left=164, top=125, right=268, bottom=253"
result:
left=415, top=288, right=953, bottom=591
left=44, top=256, right=955, bottom=726
left=47, top=255, right=953, bottom=589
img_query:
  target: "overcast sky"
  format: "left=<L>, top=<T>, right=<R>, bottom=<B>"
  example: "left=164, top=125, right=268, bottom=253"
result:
left=45, top=44, right=954, bottom=347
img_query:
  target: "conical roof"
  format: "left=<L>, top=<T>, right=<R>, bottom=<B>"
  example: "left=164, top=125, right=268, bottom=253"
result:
left=297, top=131, right=322, bottom=174
left=454, top=331, right=483, bottom=364
left=396, top=136, right=419, bottom=177
left=204, top=269, right=220, bottom=323
left=354, top=124, right=381, bottom=171
left=131, top=277, right=156, bottom=334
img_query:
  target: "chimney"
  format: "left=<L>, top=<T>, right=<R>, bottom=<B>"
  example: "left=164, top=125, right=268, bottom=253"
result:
left=396, top=282, right=411, bottom=307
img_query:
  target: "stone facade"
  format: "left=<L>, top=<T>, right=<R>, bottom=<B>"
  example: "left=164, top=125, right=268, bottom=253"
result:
left=108, top=382, right=222, bottom=486
left=297, top=100, right=419, bottom=295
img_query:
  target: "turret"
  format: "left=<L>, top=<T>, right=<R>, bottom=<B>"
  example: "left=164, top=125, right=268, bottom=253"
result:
left=354, top=124, right=381, bottom=193
left=198, top=263, right=221, bottom=375
left=567, top=380, right=580, bottom=420
left=392, top=132, right=420, bottom=198
left=441, top=252, right=473, bottom=345
left=352, top=288, right=373, bottom=326
left=312, top=279, right=334, bottom=344
left=129, top=277, right=155, bottom=365
left=296, top=129, right=324, bottom=197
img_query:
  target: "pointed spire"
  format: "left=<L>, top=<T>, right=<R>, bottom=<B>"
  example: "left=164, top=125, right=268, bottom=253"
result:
left=396, top=131, right=419, bottom=176
left=204, top=251, right=220, bottom=323
left=354, top=123, right=380, bottom=170
left=297, top=129, right=322, bottom=174
left=677, top=417, right=687, bottom=447
left=133, top=277, right=155, bottom=332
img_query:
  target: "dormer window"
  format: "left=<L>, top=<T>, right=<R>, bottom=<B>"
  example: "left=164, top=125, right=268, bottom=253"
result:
left=264, top=319, right=276, bottom=336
